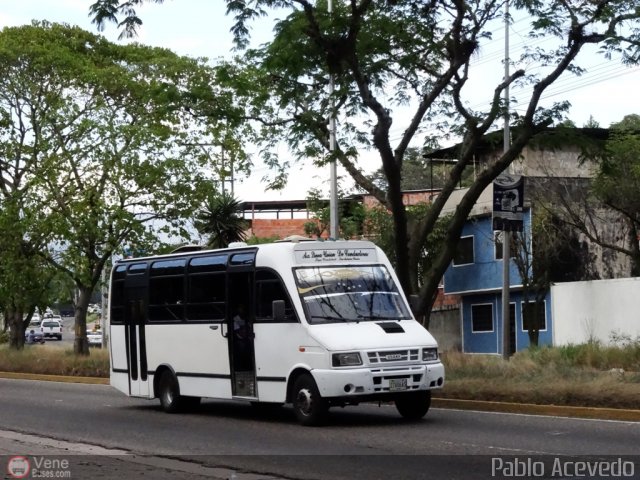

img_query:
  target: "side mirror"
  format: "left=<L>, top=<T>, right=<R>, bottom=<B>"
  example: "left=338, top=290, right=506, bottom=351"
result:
left=272, top=300, right=285, bottom=322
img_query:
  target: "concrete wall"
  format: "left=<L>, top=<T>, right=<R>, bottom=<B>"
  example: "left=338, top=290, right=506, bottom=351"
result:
left=551, top=277, right=640, bottom=345
left=428, top=307, right=462, bottom=352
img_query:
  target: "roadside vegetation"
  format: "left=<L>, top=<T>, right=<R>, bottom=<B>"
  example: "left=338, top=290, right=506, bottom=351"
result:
left=1, top=339, right=638, bottom=409
left=440, top=340, right=640, bottom=409
left=0, top=345, right=109, bottom=378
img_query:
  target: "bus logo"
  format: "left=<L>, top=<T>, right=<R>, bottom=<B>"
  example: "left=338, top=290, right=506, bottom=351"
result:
left=7, top=456, right=30, bottom=478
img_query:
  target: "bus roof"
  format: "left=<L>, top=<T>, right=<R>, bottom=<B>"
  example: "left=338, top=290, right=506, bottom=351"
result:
left=114, top=239, right=381, bottom=266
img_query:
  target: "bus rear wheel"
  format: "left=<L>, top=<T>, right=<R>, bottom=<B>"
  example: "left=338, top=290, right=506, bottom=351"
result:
left=395, top=391, right=431, bottom=420
left=158, top=370, right=200, bottom=413
left=292, top=374, right=328, bottom=426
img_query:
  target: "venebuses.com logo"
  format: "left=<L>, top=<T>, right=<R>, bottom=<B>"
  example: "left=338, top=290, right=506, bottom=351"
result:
left=6, top=456, right=30, bottom=479
left=6, top=455, right=71, bottom=478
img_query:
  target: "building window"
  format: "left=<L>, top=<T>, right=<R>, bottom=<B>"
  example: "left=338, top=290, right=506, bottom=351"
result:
left=471, top=304, right=493, bottom=332
left=522, top=301, right=547, bottom=331
left=453, top=236, right=474, bottom=265
left=495, top=232, right=517, bottom=260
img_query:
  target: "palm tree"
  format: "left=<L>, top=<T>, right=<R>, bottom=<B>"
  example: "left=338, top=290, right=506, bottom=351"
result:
left=195, top=193, right=248, bottom=248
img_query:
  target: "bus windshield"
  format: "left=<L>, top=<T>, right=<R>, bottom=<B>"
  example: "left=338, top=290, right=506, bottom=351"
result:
left=294, top=265, right=412, bottom=325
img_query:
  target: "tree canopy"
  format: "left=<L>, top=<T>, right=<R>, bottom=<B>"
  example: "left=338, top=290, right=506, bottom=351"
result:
left=89, top=0, right=640, bottom=322
left=195, top=193, right=249, bottom=248
left=0, top=22, right=245, bottom=352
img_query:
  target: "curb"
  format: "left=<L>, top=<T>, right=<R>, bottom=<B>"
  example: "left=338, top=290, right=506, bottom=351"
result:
left=2, top=372, right=639, bottom=422
left=432, top=397, right=640, bottom=422
left=0, top=371, right=109, bottom=385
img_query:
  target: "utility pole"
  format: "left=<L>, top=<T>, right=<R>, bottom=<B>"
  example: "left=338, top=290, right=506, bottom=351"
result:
left=501, top=0, right=511, bottom=360
left=328, top=0, right=339, bottom=239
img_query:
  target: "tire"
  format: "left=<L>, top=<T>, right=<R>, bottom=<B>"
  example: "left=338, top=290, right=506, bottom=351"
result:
left=395, top=390, right=431, bottom=420
left=158, top=370, right=184, bottom=413
left=58, top=335, right=62, bottom=341
left=292, top=374, right=328, bottom=426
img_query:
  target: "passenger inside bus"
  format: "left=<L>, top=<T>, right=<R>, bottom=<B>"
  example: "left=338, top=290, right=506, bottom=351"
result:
left=233, top=305, right=251, bottom=370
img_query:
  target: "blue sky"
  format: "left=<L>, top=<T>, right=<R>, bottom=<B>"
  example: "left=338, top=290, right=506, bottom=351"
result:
left=2, top=1, right=639, bottom=201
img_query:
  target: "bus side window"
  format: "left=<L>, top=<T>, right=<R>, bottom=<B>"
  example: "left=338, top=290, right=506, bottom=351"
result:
left=149, top=259, right=186, bottom=322
left=109, top=265, right=128, bottom=325
left=186, top=272, right=226, bottom=321
left=255, top=270, right=296, bottom=323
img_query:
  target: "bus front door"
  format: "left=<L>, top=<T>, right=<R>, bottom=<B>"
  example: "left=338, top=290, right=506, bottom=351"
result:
left=125, top=287, right=150, bottom=397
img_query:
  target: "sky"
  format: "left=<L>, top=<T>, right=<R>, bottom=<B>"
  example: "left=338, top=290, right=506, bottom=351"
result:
left=1, top=0, right=639, bottom=203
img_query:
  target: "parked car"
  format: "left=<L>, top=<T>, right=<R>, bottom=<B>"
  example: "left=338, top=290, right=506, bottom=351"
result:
left=29, top=316, right=41, bottom=328
left=87, top=330, right=102, bottom=347
left=88, top=304, right=101, bottom=314
left=25, top=329, right=45, bottom=344
left=40, top=319, right=63, bottom=340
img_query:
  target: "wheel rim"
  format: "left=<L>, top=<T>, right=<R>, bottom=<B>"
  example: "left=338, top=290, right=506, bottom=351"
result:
left=296, top=388, right=313, bottom=416
left=163, top=379, right=174, bottom=406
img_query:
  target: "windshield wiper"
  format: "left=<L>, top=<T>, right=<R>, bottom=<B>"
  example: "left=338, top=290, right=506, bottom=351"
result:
left=311, top=315, right=356, bottom=323
left=357, top=315, right=409, bottom=321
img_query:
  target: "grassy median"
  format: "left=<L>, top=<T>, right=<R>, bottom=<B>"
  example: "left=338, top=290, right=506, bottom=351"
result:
left=440, top=343, right=640, bottom=409
left=0, top=340, right=639, bottom=409
left=0, top=344, right=110, bottom=378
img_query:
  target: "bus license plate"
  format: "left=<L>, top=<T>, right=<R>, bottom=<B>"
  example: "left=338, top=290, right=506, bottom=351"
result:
left=389, top=378, right=408, bottom=391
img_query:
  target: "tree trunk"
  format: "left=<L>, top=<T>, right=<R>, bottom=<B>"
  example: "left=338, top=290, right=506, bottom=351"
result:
left=628, top=219, right=640, bottom=277
left=7, top=307, right=26, bottom=350
left=73, top=287, right=92, bottom=355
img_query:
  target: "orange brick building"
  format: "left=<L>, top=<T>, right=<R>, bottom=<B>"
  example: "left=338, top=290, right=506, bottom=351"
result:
left=241, top=200, right=314, bottom=239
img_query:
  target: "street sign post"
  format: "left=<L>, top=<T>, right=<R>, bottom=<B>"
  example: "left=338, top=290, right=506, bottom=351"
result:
left=492, top=174, right=524, bottom=232
left=493, top=174, right=525, bottom=359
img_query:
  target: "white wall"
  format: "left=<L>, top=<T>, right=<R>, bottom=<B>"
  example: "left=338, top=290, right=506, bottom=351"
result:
left=551, top=277, right=640, bottom=345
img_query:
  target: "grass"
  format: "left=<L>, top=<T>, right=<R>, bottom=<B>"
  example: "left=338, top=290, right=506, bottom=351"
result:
left=0, top=344, right=110, bottom=378
left=1, top=341, right=639, bottom=409
left=439, top=344, right=640, bottom=409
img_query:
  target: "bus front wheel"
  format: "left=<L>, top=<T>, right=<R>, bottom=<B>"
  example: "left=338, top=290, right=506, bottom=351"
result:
left=292, top=374, right=328, bottom=426
left=395, top=390, right=431, bottom=420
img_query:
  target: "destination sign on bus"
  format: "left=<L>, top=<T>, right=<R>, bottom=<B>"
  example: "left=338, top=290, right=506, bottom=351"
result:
left=295, top=248, right=375, bottom=263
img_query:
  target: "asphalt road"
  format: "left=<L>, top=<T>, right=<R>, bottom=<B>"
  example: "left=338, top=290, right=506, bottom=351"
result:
left=0, top=378, right=638, bottom=479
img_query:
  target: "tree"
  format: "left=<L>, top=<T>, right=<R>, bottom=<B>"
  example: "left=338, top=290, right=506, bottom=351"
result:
left=0, top=23, right=241, bottom=353
left=303, top=187, right=365, bottom=239
left=195, top=193, right=249, bottom=248
left=0, top=196, right=61, bottom=348
left=510, top=207, right=595, bottom=347
left=583, top=115, right=600, bottom=128
left=589, top=117, right=640, bottom=274
left=550, top=115, right=640, bottom=277
left=90, top=1, right=640, bottom=324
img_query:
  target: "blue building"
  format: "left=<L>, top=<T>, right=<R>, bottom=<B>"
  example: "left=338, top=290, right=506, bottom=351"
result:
left=443, top=211, right=553, bottom=354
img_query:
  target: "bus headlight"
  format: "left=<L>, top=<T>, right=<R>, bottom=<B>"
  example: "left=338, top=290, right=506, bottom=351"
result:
left=422, top=347, right=438, bottom=362
left=332, top=352, right=362, bottom=367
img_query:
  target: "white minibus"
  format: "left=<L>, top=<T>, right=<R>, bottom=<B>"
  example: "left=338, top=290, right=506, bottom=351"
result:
left=108, top=239, right=444, bottom=425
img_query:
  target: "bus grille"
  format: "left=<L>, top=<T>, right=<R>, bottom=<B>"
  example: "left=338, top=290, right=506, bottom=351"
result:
left=367, top=349, right=420, bottom=364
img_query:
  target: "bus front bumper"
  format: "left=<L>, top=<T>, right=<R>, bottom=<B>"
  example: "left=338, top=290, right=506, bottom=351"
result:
left=311, top=362, right=445, bottom=399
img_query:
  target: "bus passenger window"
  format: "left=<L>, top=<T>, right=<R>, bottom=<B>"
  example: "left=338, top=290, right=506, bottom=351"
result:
left=186, top=273, right=226, bottom=321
